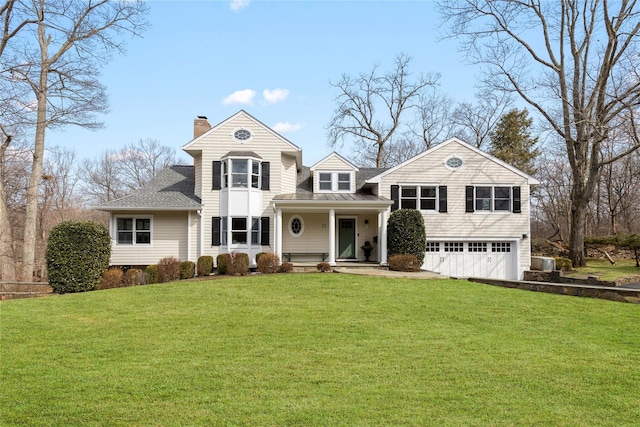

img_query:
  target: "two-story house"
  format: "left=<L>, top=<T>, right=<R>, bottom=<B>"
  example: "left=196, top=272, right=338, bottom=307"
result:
left=95, top=110, right=539, bottom=280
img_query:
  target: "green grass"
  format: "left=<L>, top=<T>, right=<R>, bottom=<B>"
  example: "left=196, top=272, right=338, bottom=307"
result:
left=569, top=258, right=640, bottom=281
left=1, top=274, right=639, bottom=426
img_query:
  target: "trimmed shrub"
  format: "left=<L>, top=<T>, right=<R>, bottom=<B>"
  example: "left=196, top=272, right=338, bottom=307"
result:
left=317, top=262, right=332, bottom=272
left=217, top=253, right=232, bottom=275
left=145, top=265, right=159, bottom=284
left=278, top=262, right=293, bottom=273
left=157, top=257, right=181, bottom=283
left=257, top=252, right=280, bottom=274
left=555, top=257, right=573, bottom=271
left=180, top=261, right=196, bottom=279
left=98, top=268, right=123, bottom=290
left=387, top=209, right=427, bottom=265
left=231, top=252, right=250, bottom=275
left=46, top=221, right=111, bottom=293
left=197, top=255, right=214, bottom=277
left=124, top=268, right=144, bottom=286
left=388, top=254, right=420, bottom=272
left=255, top=252, right=267, bottom=264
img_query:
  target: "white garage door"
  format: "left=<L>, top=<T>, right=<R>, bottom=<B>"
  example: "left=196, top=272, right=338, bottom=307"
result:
left=423, top=241, right=516, bottom=280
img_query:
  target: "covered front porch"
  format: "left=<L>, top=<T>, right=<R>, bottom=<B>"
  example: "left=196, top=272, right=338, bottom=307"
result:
left=272, top=193, right=393, bottom=266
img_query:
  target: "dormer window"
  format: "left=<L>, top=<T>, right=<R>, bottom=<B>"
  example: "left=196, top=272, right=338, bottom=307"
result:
left=319, top=173, right=332, bottom=190
left=337, top=173, right=350, bottom=191
left=317, top=171, right=352, bottom=192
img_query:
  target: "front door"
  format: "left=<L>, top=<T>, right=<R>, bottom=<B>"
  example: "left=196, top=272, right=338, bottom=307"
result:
left=338, top=218, right=356, bottom=259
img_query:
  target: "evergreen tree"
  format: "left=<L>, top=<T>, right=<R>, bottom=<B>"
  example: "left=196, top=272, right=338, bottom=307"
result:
left=489, top=108, right=539, bottom=176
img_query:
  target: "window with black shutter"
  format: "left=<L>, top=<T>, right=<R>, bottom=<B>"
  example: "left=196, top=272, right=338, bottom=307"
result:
left=260, top=217, right=270, bottom=246
left=211, top=217, right=221, bottom=246
left=512, top=186, right=521, bottom=213
left=261, top=162, right=270, bottom=190
left=212, top=161, right=221, bottom=190
left=391, top=185, right=399, bottom=211
left=438, top=186, right=447, bottom=213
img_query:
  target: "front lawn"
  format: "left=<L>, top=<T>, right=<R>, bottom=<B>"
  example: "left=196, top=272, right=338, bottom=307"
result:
left=1, top=274, right=638, bottom=426
left=569, top=258, right=640, bottom=281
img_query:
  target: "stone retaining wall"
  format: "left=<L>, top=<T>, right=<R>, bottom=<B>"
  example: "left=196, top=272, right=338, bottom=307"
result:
left=0, top=282, right=53, bottom=300
left=469, top=277, right=640, bottom=304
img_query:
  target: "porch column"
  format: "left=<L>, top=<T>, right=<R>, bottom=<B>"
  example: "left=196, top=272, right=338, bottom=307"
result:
left=328, top=209, right=336, bottom=265
left=187, top=211, right=192, bottom=261
left=275, top=208, right=283, bottom=261
left=379, top=209, right=388, bottom=266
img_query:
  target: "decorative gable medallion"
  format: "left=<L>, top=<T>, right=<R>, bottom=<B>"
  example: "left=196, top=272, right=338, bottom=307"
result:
left=233, top=128, right=252, bottom=142
left=445, top=155, right=464, bottom=170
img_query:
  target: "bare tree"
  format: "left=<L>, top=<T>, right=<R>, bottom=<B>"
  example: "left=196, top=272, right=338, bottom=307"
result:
left=450, top=90, right=512, bottom=149
left=79, top=139, right=178, bottom=205
left=409, top=86, right=456, bottom=150
left=327, top=53, right=439, bottom=167
left=439, top=0, right=640, bottom=267
left=1, top=0, right=148, bottom=279
left=119, top=138, right=177, bottom=192
left=79, top=149, right=126, bottom=205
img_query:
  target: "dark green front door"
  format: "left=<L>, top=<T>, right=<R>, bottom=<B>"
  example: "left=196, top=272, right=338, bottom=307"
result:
left=338, top=218, right=356, bottom=259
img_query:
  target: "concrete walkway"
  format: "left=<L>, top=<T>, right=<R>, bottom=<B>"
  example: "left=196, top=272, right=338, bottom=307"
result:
left=333, top=267, right=443, bottom=279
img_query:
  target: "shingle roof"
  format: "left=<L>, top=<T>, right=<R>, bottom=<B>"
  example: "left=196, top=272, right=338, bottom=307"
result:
left=94, top=165, right=201, bottom=211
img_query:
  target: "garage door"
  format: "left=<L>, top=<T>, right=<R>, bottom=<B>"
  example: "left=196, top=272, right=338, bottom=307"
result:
left=423, top=241, right=516, bottom=279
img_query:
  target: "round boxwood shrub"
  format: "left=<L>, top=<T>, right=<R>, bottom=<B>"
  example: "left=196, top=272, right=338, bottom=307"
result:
left=197, top=255, right=214, bottom=276
left=46, top=221, right=111, bottom=293
left=387, top=209, right=427, bottom=266
left=180, top=261, right=196, bottom=279
left=145, top=265, right=159, bottom=284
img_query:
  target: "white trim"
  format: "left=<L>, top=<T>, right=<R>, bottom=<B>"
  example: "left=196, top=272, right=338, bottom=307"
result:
left=182, top=110, right=302, bottom=166
left=366, top=137, right=540, bottom=185
left=310, top=151, right=360, bottom=172
left=113, top=214, right=154, bottom=247
left=315, top=170, right=355, bottom=193
left=288, top=215, right=305, bottom=237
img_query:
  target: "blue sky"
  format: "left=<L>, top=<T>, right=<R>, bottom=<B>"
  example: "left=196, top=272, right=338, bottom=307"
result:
left=49, top=0, right=481, bottom=167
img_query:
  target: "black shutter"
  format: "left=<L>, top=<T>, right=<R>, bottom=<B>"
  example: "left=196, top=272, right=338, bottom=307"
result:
left=261, top=162, right=270, bottom=190
left=438, top=186, right=447, bottom=213
left=212, top=161, right=221, bottom=190
left=212, top=217, right=221, bottom=246
left=391, top=185, right=399, bottom=211
left=512, top=186, right=522, bottom=213
left=261, top=216, right=270, bottom=246
left=465, top=186, right=475, bottom=213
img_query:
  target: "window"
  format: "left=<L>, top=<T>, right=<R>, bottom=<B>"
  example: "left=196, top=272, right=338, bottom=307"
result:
left=475, top=187, right=492, bottom=211
left=338, top=173, right=351, bottom=191
left=494, top=187, right=511, bottom=211
left=289, top=215, right=304, bottom=237
left=400, top=186, right=437, bottom=210
left=116, top=217, right=151, bottom=245
left=444, top=242, right=464, bottom=252
left=221, top=217, right=227, bottom=245
left=317, top=172, right=352, bottom=192
left=231, top=217, right=247, bottom=244
left=467, top=186, right=515, bottom=212
left=231, top=159, right=248, bottom=188
left=251, top=160, right=260, bottom=188
left=468, top=242, right=487, bottom=252
left=251, top=217, right=260, bottom=245
left=222, top=161, right=228, bottom=188
left=319, top=173, right=332, bottom=190
left=426, top=242, right=440, bottom=252
left=492, top=242, right=512, bottom=252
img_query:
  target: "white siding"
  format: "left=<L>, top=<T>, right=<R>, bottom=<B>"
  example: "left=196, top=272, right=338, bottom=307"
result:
left=313, top=154, right=357, bottom=171
left=379, top=141, right=533, bottom=279
left=281, top=154, right=297, bottom=194
left=110, top=211, right=190, bottom=266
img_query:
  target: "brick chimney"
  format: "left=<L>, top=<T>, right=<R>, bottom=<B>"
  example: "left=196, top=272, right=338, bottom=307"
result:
left=194, top=116, right=211, bottom=138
